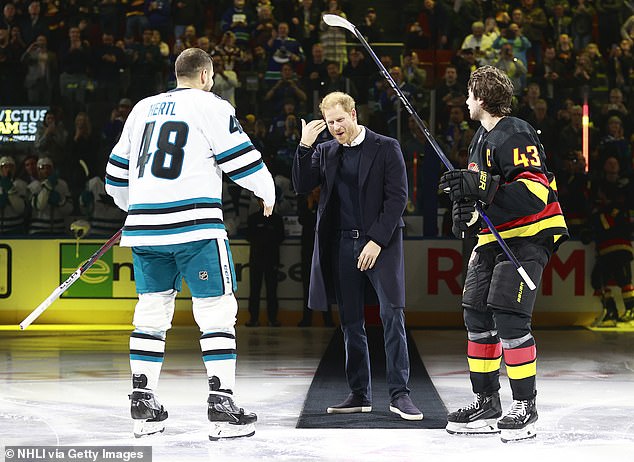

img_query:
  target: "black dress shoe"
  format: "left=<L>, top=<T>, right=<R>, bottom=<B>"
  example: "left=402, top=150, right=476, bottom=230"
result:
left=326, top=393, right=372, bottom=414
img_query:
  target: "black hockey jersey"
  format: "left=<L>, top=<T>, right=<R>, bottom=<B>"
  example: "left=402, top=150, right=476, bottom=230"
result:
left=468, top=117, right=568, bottom=251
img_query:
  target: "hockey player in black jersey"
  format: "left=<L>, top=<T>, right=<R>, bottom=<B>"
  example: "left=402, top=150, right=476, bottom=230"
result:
left=439, top=66, right=568, bottom=442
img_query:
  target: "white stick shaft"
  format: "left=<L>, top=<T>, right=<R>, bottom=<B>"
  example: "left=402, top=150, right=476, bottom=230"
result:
left=517, top=266, right=537, bottom=291
left=19, top=269, right=82, bottom=330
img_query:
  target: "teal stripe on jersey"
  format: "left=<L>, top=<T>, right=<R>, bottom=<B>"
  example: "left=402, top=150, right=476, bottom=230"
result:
left=123, top=222, right=225, bottom=236
left=105, top=178, right=128, bottom=187
left=129, top=197, right=222, bottom=211
left=203, top=353, right=237, bottom=362
left=230, top=162, right=263, bottom=180
left=216, top=141, right=253, bottom=161
left=109, top=154, right=129, bottom=166
left=130, top=354, right=164, bottom=362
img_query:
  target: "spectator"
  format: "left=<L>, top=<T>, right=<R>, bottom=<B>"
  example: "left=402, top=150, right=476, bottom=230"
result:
left=172, top=0, right=203, bottom=42
left=263, top=62, right=307, bottom=115
left=0, top=23, right=23, bottom=105
left=322, top=60, right=358, bottom=100
left=124, top=0, right=149, bottom=41
left=461, top=21, right=495, bottom=65
left=20, top=1, right=47, bottom=47
left=63, top=111, right=103, bottom=210
left=34, top=110, right=68, bottom=165
left=319, top=0, right=347, bottom=67
left=213, top=30, right=250, bottom=72
left=212, top=55, right=239, bottom=107
left=414, top=0, right=449, bottom=50
left=290, top=0, right=320, bottom=53
left=146, top=0, right=171, bottom=41
left=342, top=47, right=372, bottom=124
left=606, top=42, right=632, bottom=91
left=531, top=44, right=566, bottom=111
left=378, top=66, right=418, bottom=139
left=596, top=0, right=625, bottom=55
left=558, top=104, right=598, bottom=173
left=93, top=32, right=126, bottom=103
left=526, top=98, right=557, bottom=161
left=302, top=42, right=331, bottom=114
left=0, top=155, right=30, bottom=235
left=2, top=3, right=19, bottom=30
left=401, top=50, right=427, bottom=92
left=401, top=116, right=442, bottom=235
left=435, top=65, right=467, bottom=128
left=251, top=3, right=277, bottom=49
left=265, top=21, right=305, bottom=83
left=517, top=82, right=541, bottom=120
left=79, top=176, right=126, bottom=237
left=58, top=26, right=91, bottom=118
left=597, top=115, right=631, bottom=176
left=103, top=97, right=133, bottom=152
left=557, top=150, right=591, bottom=237
left=358, top=7, right=383, bottom=43
left=221, top=0, right=256, bottom=49
left=570, top=52, right=596, bottom=101
left=493, top=43, right=527, bottom=97
left=17, top=155, right=39, bottom=185
left=521, top=0, right=548, bottom=64
left=28, top=156, right=73, bottom=235
left=492, top=22, right=531, bottom=67
left=548, top=3, right=572, bottom=43
left=21, top=34, right=55, bottom=105
left=245, top=198, right=285, bottom=327
left=571, top=0, right=595, bottom=50
left=128, top=28, right=162, bottom=100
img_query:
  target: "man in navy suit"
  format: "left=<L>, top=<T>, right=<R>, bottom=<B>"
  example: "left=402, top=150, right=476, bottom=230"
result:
left=292, top=91, right=422, bottom=420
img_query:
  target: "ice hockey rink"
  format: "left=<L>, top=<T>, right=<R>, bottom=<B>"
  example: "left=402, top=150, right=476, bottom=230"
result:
left=1, top=325, right=633, bottom=462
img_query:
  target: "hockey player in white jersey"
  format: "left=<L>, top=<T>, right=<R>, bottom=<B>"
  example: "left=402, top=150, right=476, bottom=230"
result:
left=105, top=48, right=276, bottom=440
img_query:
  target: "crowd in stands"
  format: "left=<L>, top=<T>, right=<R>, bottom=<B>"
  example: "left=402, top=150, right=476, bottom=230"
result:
left=0, top=0, right=633, bottom=243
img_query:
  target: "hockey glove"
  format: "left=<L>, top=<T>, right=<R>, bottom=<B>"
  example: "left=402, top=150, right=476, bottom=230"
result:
left=439, top=169, right=499, bottom=205
left=451, top=200, right=480, bottom=238
left=48, top=189, right=62, bottom=206
left=0, top=175, right=12, bottom=192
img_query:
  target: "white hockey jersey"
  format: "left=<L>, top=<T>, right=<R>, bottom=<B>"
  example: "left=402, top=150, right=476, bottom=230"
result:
left=105, top=88, right=276, bottom=246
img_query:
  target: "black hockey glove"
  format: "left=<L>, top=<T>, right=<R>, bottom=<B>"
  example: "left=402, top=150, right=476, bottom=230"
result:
left=439, top=169, right=499, bottom=205
left=451, top=200, right=480, bottom=238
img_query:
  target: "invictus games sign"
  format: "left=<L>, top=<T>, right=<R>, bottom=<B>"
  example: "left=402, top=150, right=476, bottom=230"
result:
left=0, top=107, right=48, bottom=142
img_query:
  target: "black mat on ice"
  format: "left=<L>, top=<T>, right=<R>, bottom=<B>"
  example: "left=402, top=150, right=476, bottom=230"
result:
left=296, top=327, right=447, bottom=429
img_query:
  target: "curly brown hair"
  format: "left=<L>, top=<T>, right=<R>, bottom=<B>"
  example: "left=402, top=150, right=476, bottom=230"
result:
left=467, top=66, right=514, bottom=117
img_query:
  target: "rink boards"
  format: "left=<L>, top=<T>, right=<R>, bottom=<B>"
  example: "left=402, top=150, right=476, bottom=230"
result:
left=0, top=238, right=628, bottom=327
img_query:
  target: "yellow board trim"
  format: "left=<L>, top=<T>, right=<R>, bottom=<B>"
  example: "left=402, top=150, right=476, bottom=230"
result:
left=517, top=179, right=549, bottom=205
left=468, top=357, right=502, bottom=373
left=477, top=215, right=567, bottom=246
left=506, top=361, right=537, bottom=380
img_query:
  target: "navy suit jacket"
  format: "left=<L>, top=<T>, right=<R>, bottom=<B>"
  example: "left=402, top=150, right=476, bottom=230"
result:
left=292, top=128, right=408, bottom=311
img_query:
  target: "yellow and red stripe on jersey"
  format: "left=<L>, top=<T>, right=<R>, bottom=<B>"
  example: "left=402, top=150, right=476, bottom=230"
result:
left=467, top=341, right=502, bottom=373
left=597, top=238, right=634, bottom=257
left=504, top=344, right=537, bottom=380
left=477, top=202, right=568, bottom=247
left=622, top=285, right=634, bottom=299
left=514, top=171, right=550, bottom=204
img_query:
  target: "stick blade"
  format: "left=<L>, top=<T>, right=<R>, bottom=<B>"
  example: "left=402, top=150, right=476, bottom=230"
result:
left=322, top=14, right=355, bottom=32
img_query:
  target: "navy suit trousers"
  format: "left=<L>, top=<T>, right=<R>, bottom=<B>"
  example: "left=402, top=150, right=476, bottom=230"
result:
left=332, top=234, right=411, bottom=401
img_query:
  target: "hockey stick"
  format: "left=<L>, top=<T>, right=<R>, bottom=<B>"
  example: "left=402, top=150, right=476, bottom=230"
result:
left=323, top=14, right=536, bottom=290
left=19, top=228, right=123, bottom=330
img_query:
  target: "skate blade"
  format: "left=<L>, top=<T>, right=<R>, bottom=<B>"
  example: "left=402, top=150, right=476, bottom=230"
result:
left=133, top=419, right=166, bottom=438
left=500, top=423, right=537, bottom=443
left=209, top=422, right=256, bottom=441
left=446, top=419, right=500, bottom=435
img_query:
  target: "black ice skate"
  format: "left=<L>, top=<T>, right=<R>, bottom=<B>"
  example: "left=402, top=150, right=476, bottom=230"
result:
left=498, top=397, right=538, bottom=443
left=207, top=393, right=257, bottom=441
left=593, top=298, right=619, bottom=327
left=446, top=392, right=502, bottom=435
left=129, top=374, right=168, bottom=438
